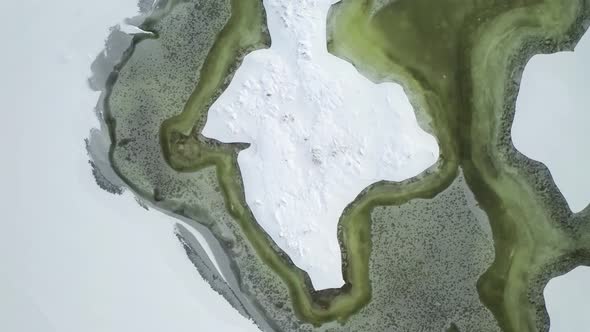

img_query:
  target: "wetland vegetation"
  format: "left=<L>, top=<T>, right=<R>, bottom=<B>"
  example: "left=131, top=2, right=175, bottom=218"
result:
left=94, top=0, right=590, bottom=330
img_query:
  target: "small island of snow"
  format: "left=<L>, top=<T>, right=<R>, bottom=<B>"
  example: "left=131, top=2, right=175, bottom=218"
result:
left=202, top=0, right=439, bottom=290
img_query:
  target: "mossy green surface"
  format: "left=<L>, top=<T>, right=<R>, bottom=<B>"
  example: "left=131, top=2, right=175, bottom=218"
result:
left=101, top=0, right=590, bottom=330
left=329, top=0, right=590, bottom=331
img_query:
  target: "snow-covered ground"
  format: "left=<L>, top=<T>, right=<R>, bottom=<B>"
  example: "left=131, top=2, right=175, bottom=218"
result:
left=203, top=0, right=439, bottom=290
left=512, top=29, right=590, bottom=213
left=0, top=1, right=258, bottom=331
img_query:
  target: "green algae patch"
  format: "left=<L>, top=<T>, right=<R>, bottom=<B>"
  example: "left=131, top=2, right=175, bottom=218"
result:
left=329, top=0, right=590, bottom=330
left=99, top=0, right=590, bottom=330
left=160, top=0, right=270, bottom=164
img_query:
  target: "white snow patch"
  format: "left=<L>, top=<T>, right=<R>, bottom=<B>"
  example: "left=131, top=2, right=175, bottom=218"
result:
left=512, top=28, right=590, bottom=213
left=202, top=0, right=439, bottom=289
left=545, top=266, right=590, bottom=331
